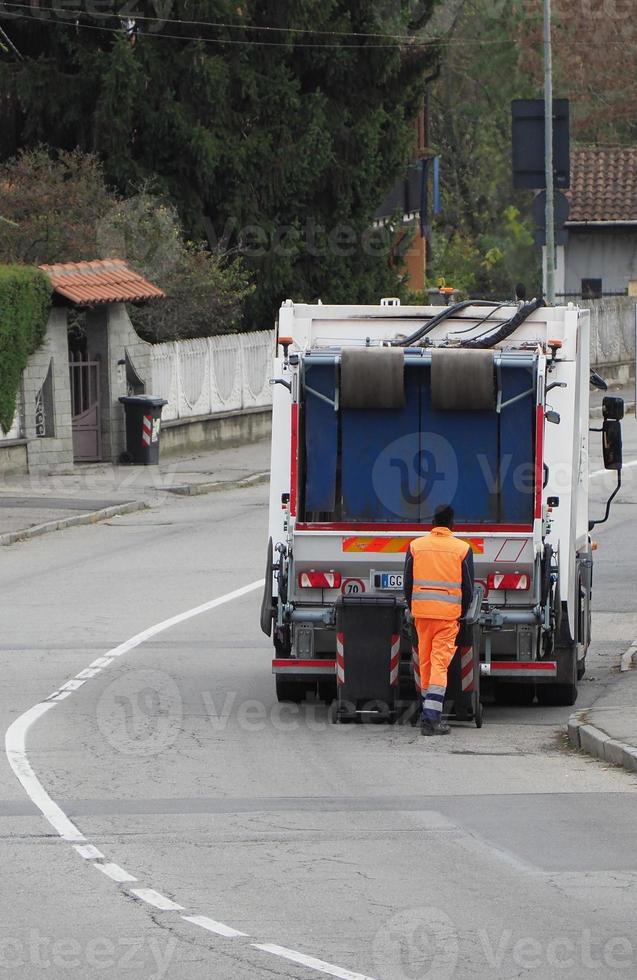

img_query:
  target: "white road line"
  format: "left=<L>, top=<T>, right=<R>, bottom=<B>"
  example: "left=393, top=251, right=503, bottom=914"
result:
left=252, top=944, right=377, bottom=980
left=4, top=576, right=379, bottom=980
left=5, top=703, right=85, bottom=842
left=96, top=863, right=138, bottom=883
left=589, top=459, right=637, bottom=480
left=182, top=915, right=247, bottom=938
left=5, top=580, right=264, bottom=842
left=130, top=889, right=184, bottom=912
left=74, top=844, right=104, bottom=860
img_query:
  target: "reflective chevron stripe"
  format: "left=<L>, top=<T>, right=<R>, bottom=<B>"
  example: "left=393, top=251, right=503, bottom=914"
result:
left=336, top=633, right=345, bottom=685
left=460, top=647, right=474, bottom=692
left=389, top=634, right=400, bottom=687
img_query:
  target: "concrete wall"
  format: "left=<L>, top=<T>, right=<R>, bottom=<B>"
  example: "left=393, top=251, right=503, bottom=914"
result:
left=564, top=228, right=637, bottom=296
left=161, top=406, right=272, bottom=456
left=0, top=440, right=27, bottom=477
left=23, top=308, right=74, bottom=474
left=581, top=296, right=636, bottom=383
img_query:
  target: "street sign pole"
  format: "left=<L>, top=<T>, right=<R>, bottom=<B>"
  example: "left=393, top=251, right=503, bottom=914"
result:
left=544, top=0, right=555, bottom=304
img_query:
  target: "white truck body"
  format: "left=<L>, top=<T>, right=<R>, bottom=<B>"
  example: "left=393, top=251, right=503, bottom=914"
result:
left=262, top=299, right=618, bottom=706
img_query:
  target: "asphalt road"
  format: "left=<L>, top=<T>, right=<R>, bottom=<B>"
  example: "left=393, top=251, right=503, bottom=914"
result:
left=1, top=417, right=637, bottom=980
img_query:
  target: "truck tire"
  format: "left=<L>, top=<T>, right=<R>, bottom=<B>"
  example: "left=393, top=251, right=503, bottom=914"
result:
left=536, top=593, right=579, bottom=706
left=275, top=676, right=315, bottom=703
left=494, top=683, right=535, bottom=706
left=317, top=678, right=337, bottom=704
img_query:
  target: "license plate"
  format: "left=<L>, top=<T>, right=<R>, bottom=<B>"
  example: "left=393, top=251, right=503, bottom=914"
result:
left=372, top=571, right=403, bottom=591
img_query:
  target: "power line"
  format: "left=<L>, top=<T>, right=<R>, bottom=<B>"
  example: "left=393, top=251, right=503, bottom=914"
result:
left=0, top=24, right=22, bottom=58
left=0, top=2, right=431, bottom=41
left=0, top=13, right=442, bottom=49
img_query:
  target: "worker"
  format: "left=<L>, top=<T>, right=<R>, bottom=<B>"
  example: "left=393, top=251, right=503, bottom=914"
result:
left=403, top=504, right=474, bottom=736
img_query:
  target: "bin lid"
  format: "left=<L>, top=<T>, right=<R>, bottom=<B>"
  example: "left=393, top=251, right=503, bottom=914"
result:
left=118, top=395, right=168, bottom=407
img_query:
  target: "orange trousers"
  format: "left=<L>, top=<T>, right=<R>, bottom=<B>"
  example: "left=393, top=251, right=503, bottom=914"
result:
left=415, top=618, right=459, bottom=691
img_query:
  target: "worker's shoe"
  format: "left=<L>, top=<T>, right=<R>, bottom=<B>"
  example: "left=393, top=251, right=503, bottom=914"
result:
left=420, top=719, right=451, bottom=736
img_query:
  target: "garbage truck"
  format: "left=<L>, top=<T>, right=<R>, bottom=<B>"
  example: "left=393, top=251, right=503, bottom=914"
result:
left=260, top=297, right=624, bottom=709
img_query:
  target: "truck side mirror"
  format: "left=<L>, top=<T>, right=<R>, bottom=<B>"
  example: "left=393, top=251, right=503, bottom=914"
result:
left=602, top=395, right=624, bottom=421
left=603, top=419, right=623, bottom=470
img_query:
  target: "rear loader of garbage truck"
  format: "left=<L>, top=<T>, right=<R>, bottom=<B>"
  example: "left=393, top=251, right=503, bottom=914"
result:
left=260, top=300, right=625, bottom=709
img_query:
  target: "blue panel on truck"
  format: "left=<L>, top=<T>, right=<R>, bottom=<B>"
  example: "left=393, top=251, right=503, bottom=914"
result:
left=421, top=365, right=500, bottom=523
left=304, top=362, right=338, bottom=513
left=341, top=364, right=421, bottom=521
left=500, top=363, right=535, bottom=523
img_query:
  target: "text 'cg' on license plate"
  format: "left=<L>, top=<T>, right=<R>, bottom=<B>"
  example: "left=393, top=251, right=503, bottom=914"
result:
left=372, top=571, right=403, bottom=590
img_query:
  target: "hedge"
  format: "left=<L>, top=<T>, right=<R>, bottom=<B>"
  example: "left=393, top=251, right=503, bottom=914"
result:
left=0, top=266, right=52, bottom=433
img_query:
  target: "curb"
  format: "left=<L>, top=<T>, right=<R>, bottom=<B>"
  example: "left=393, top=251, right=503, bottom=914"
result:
left=567, top=709, right=637, bottom=774
left=0, top=500, right=146, bottom=547
left=166, top=471, right=270, bottom=496
left=590, top=400, right=635, bottom=419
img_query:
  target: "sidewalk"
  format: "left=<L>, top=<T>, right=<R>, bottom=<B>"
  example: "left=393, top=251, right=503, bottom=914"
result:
left=0, top=438, right=271, bottom=545
left=569, top=647, right=637, bottom=774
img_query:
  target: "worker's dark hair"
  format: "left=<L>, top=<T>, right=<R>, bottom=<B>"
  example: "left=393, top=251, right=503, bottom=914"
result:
left=433, top=504, right=454, bottom=528
left=515, top=282, right=526, bottom=301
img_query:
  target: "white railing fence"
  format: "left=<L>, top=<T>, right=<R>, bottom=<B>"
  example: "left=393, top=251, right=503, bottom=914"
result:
left=150, top=330, right=274, bottom=422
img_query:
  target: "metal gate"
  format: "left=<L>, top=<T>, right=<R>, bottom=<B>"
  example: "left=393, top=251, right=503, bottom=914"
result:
left=69, top=353, right=102, bottom=462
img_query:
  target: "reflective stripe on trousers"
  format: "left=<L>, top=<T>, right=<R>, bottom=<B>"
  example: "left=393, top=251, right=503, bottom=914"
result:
left=415, top=618, right=459, bottom=724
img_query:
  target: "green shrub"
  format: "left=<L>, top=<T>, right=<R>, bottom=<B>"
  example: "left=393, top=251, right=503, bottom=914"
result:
left=0, top=266, right=51, bottom=433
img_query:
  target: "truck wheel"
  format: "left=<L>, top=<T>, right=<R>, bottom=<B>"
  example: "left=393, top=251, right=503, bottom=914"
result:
left=494, top=683, right=535, bottom=706
left=317, top=679, right=337, bottom=704
left=537, top=643, right=578, bottom=706
left=275, top=677, right=314, bottom=703
left=536, top=682, right=578, bottom=707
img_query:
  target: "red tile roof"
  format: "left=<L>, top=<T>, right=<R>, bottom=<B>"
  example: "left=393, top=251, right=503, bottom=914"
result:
left=566, top=147, right=637, bottom=224
left=39, top=259, right=165, bottom=305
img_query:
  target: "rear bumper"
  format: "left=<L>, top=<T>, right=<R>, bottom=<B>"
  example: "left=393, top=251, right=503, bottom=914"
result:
left=272, top=659, right=336, bottom=676
left=480, top=661, right=557, bottom=679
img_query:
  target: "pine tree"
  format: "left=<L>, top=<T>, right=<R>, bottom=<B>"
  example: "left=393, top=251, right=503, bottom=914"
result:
left=0, top=2, right=439, bottom=326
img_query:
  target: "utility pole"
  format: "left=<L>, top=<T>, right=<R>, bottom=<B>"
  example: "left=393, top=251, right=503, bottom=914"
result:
left=544, top=0, right=555, bottom=304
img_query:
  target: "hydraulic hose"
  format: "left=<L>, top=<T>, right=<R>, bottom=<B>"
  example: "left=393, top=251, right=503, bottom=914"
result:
left=393, top=299, right=502, bottom=348
left=460, top=297, right=545, bottom=349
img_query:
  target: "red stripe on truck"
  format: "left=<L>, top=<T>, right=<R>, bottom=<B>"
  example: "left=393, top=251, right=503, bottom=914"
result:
left=290, top=403, right=298, bottom=516
left=535, top=404, right=544, bottom=519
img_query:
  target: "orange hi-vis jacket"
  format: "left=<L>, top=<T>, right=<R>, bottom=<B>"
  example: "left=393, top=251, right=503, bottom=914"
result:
left=408, top=528, right=473, bottom=620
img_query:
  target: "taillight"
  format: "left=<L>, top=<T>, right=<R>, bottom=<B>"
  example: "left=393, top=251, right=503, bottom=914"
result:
left=298, top=571, right=342, bottom=589
left=487, top=573, right=530, bottom=591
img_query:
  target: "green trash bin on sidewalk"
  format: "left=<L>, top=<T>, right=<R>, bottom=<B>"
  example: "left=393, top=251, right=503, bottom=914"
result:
left=118, top=396, right=168, bottom=465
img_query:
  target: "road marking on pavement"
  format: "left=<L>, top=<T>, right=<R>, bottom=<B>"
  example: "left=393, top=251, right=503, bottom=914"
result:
left=252, top=944, right=377, bottom=980
left=589, top=458, right=637, bottom=479
left=74, top=844, right=104, bottom=860
left=5, top=702, right=85, bottom=842
left=96, top=863, right=138, bottom=883
left=182, top=915, right=248, bottom=938
left=4, top=577, right=379, bottom=980
left=130, top=889, right=184, bottom=911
